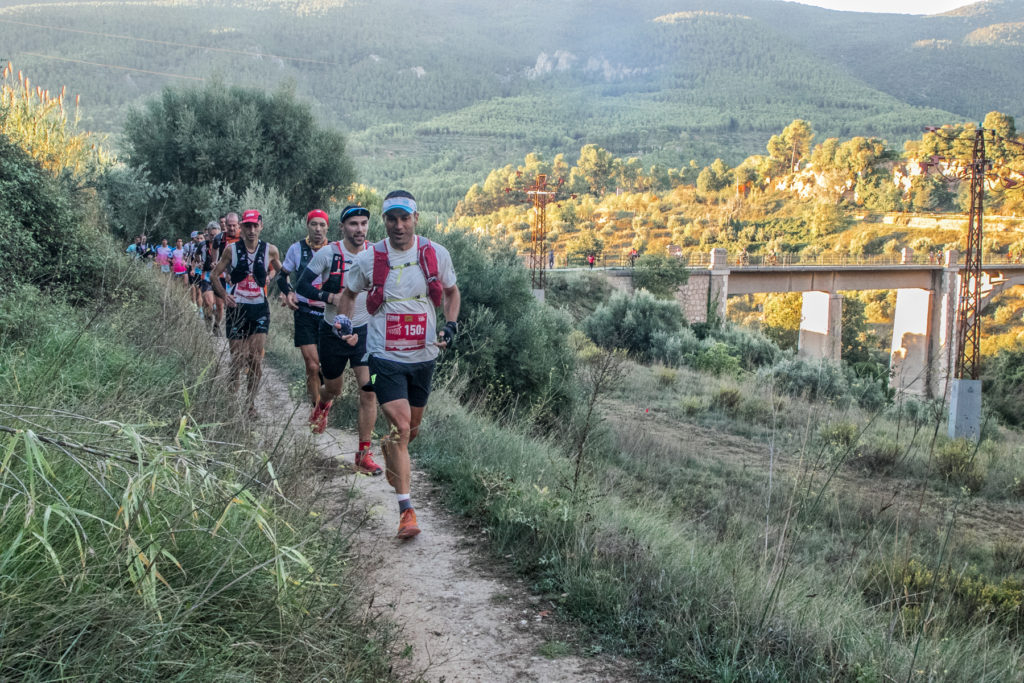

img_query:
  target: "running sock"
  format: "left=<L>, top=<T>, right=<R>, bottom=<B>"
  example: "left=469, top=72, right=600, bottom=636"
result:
left=397, top=494, right=412, bottom=512
left=358, top=440, right=371, bottom=453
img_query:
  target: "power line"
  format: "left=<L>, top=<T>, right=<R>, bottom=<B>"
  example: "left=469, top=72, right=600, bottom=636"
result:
left=16, top=51, right=205, bottom=81
left=0, top=17, right=339, bottom=67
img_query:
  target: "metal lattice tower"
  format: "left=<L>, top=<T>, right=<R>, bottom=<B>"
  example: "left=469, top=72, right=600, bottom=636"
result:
left=954, top=129, right=986, bottom=381
left=525, top=174, right=559, bottom=291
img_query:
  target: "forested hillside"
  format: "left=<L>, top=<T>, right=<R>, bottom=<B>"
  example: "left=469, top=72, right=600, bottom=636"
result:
left=3, top=0, right=1024, bottom=210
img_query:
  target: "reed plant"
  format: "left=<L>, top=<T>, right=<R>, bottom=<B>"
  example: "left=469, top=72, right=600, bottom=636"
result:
left=0, top=251, right=394, bottom=681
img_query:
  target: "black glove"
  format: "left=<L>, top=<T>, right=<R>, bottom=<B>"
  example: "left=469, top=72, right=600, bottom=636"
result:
left=439, top=320, right=458, bottom=348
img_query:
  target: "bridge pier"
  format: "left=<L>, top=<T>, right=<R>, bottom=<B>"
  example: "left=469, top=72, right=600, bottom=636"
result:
left=798, top=291, right=842, bottom=362
left=888, top=251, right=958, bottom=398
left=708, top=248, right=729, bottom=324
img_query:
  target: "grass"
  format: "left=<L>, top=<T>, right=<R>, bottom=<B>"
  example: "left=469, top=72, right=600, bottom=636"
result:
left=0, top=253, right=395, bottom=681
left=411, top=347, right=1024, bottom=680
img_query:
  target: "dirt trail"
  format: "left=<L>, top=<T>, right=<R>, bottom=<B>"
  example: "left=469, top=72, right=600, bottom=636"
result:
left=255, top=363, right=632, bottom=683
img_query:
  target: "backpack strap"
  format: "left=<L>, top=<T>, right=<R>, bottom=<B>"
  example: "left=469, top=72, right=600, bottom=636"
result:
left=417, top=237, right=444, bottom=307
left=365, top=240, right=390, bottom=315
left=322, top=241, right=346, bottom=294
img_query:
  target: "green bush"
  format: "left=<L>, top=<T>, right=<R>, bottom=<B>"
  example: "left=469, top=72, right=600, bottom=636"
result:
left=651, top=327, right=703, bottom=367
left=693, top=342, right=743, bottom=377
left=820, top=420, right=858, bottom=451
left=854, top=438, right=902, bottom=472
left=862, top=558, right=1024, bottom=639
left=936, top=439, right=986, bottom=493
left=631, top=252, right=689, bottom=299
left=654, top=366, right=678, bottom=387
left=424, top=225, right=576, bottom=418
left=122, top=80, right=355, bottom=231
left=544, top=271, right=613, bottom=321
left=583, top=289, right=684, bottom=362
left=757, top=356, right=848, bottom=404
left=710, top=387, right=742, bottom=413
left=982, top=344, right=1024, bottom=427
left=710, top=325, right=782, bottom=370
left=0, top=130, right=100, bottom=300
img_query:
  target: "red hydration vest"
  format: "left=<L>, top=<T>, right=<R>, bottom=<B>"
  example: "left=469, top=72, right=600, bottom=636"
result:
left=365, top=237, right=443, bottom=315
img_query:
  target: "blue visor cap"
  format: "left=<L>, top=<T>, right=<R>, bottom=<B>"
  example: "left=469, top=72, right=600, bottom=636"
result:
left=340, top=205, right=370, bottom=222
left=381, top=196, right=417, bottom=215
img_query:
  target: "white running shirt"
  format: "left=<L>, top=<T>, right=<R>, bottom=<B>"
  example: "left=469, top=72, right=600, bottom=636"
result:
left=344, top=236, right=456, bottom=364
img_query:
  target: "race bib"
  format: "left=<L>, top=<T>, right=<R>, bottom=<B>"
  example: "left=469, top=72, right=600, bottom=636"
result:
left=385, top=313, right=427, bottom=352
left=235, top=275, right=262, bottom=298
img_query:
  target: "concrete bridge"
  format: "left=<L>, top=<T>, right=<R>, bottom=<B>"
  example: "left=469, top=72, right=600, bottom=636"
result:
left=601, top=248, right=1024, bottom=398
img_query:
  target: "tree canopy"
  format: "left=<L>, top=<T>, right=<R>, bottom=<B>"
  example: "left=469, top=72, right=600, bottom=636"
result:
left=122, top=81, right=354, bottom=229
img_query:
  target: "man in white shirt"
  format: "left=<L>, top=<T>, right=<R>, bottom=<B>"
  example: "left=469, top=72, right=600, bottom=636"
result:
left=336, top=191, right=460, bottom=539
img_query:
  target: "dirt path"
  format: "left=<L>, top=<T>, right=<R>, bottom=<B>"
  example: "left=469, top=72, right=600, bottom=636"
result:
left=254, top=362, right=633, bottom=683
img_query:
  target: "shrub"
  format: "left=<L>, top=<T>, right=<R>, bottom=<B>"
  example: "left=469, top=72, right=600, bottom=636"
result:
left=424, top=225, right=576, bottom=419
left=854, top=438, right=902, bottom=472
left=123, top=80, right=355, bottom=228
left=710, top=387, right=742, bottom=413
left=862, top=558, right=1024, bottom=638
left=545, top=272, right=613, bottom=321
left=654, top=366, right=678, bottom=387
left=981, top=344, right=1024, bottom=427
left=757, top=356, right=848, bottom=404
left=0, top=130, right=102, bottom=300
left=583, top=289, right=684, bottom=361
left=694, top=342, right=743, bottom=377
left=820, top=421, right=858, bottom=451
left=631, top=252, right=689, bottom=299
left=679, top=396, right=707, bottom=415
left=651, top=327, right=703, bottom=367
left=711, top=325, right=782, bottom=370
left=935, top=439, right=985, bottom=493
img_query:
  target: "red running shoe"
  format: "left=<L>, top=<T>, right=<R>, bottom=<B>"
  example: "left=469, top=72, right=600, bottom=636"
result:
left=396, top=508, right=420, bottom=539
left=309, top=400, right=333, bottom=434
left=355, top=448, right=383, bottom=476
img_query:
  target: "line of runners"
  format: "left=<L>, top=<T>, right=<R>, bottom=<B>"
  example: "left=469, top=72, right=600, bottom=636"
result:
left=129, top=194, right=460, bottom=540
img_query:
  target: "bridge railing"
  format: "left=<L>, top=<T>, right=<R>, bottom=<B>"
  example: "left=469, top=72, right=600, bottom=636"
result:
left=544, top=252, right=1024, bottom=271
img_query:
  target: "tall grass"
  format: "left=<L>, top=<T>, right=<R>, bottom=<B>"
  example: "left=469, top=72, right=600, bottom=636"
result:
left=412, top=353, right=1024, bottom=680
left=1, top=62, right=107, bottom=176
left=0, top=251, right=394, bottom=681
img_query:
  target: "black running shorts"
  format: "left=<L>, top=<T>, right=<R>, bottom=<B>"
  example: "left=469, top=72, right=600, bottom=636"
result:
left=226, top=302, right=270, bottom=340
left=318, top=323, right=368, bottom=379
left=293, top=306, right=323, bottom=347
left=367, top=355, right=435, bottom=408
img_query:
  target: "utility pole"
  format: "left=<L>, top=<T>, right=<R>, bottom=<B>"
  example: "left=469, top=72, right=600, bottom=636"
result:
left=506, top=172, right=563, bottom=300
left=948, top=128, right=986, bottom=441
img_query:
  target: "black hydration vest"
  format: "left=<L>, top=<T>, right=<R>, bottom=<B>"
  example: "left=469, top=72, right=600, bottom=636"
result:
left=229, top=241, right=268, bottom=287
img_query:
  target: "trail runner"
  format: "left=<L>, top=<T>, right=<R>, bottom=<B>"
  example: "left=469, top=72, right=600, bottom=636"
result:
left=276, top=209, right=331, bottom=408
left=210, top=209, right=284, bottom=417
left=293, top=206, right=382, bottom=476
left=336, top=191, right=460, bottom=539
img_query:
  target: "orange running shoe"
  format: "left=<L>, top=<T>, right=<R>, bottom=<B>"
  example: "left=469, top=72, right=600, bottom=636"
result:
left=396, top=508, right=420, bottom=539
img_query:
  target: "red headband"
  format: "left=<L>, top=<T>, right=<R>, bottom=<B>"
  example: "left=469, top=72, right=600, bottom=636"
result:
left=306, top=209, right=329, bottom=225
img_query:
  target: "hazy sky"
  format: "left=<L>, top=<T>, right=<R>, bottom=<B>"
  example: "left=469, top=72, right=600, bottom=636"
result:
left=790, top=0, right=974, bottom=14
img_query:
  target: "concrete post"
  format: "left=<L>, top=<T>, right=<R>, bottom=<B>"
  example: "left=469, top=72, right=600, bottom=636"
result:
left=900, top=247, right=914, bottom=264
left=798, top=291, right=842, bottom=362
left=708, top=248, right=729, bottom=325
